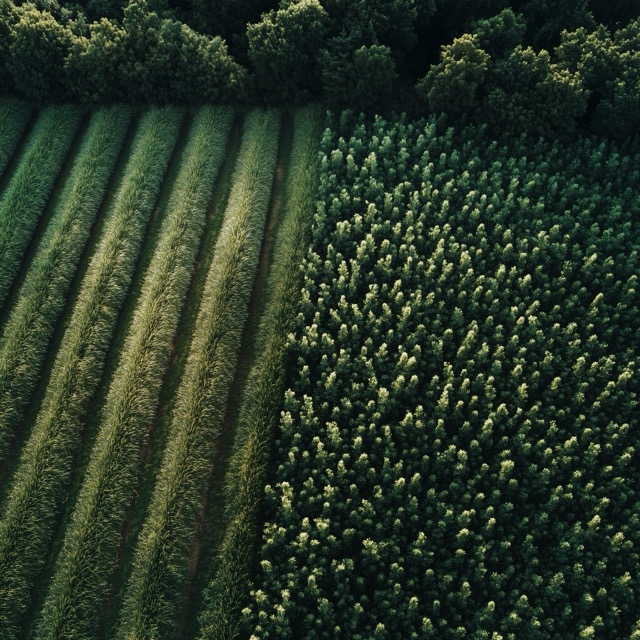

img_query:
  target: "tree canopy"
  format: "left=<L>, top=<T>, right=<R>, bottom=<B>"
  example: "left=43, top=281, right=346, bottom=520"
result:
left=0, top=0, right=639, bottom=142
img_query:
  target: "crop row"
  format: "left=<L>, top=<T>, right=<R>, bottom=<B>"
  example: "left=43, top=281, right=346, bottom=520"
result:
left=35, top=106, right=233, bottom=640
left=116, top=108, right=281, bottom=640
left=0, top=98, right=33, bottom=179
left=0, top=106, right=132, bottom=462
left=244, top=113, right=640, bottom=639
left=0, top=106, right=184, bottom=637
left=196, top=105, right=322, bottom=640
left=0, top=105, right=82, bottom=308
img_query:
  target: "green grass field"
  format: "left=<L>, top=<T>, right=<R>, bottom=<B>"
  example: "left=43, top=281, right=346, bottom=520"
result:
left=0, top=105, right=322, bottom=640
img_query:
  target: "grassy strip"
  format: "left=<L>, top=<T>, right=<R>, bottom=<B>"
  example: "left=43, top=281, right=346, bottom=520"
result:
left=0, top=105, right=83, bottom=309
left=98, top=114, right=244, bottom=639
left=196, top=105, right=322, bottom=640
left=0, top=106, right=184, bottom=638
left=116, top=109, right=280, bottom=640
left=35, top=106, right=234, bottom=640
left=0, top=106, right=132, bottom=462
left=177, top=110, right=293, bottom=640
left=0, top=98, right=33, bottom=180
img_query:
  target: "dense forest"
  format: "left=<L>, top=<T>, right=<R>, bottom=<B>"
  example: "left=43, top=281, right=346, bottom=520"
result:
left=1, top=0, right=640, bottom=142
left=242, top=110, right=640, bottom=640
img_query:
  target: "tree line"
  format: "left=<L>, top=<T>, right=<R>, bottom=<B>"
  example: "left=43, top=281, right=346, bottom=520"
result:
left=0, top=1, right=639, bottom=139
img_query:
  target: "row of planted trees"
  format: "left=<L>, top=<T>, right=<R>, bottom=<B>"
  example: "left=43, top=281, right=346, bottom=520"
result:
left=242, top=112, right=640, bottom=638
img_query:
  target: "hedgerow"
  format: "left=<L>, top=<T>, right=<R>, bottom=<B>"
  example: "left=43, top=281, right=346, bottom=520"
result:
left=244, top=113, right=640, bottom=639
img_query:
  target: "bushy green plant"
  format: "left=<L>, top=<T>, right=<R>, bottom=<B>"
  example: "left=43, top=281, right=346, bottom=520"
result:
left=247, top=0, right=328, bottom=102
left=470, top=8, right=526, bottom=57
left=556, top=19, right=640, bottom=143
left=8, top=4, right=76, bottom=102
left=416, top=33, right=489, bottom=117
left=482, top=45, right=589, bottom=138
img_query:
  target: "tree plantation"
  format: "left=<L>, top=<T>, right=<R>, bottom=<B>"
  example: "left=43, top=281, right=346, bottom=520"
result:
left=244, top=112, right=640, bottom=639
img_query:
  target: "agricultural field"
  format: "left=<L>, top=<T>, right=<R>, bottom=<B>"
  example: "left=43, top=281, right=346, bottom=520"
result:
left=1, top=95, right=639, bottom=640
left=0, top=99, right=321, bottom=639
left=244, top=112, right=640, bottom=639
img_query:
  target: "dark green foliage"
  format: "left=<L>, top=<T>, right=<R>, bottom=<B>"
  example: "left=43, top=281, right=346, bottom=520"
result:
left=589, top=0, right=640, bottom=26
left=471, top=8, right=525, bottom=57
left=430, top=0, right=509, bottom=41
left=416, top=34, right=489, bottom=117
left=322, top=35, right=397, bottom=112
left=244, top=112, right=640, bottom=639
left=247, top=0, right=328, bottom=103
left=82, top=0, right=127, bottom=21
left=189, top=0, right=277, bottom=38
left=64, top=18, right=128, bottom=103
left=556, top=19, right=640, bottom=143
left=481, top=46, right=589, bottom=139
left=64, top=2, right=247, bottom=104
left=520, top=0, right=595, bottom=49
left=338, top=0, right=421, bottom=52
left=0, top=0, right=15, bottom=88
left=418, top=30, right=590, bottom=140
left=119, top=0, right=247, bottom=103
left=8, top=4, right=76, bottom=102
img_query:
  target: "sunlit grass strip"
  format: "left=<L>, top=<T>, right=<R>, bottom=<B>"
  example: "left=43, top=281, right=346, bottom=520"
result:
left=0, top=106, right=183, bottom=637
left=196, top=106, right=322, bottom=640
left=0, top=98, right=33, bottom=179
left=36, top=106, right=234, bottom=640
left=0, top=106, right=132, bottom=461
left=116, top=109, right=280, bottom=640
left=0, top=105, right=83, bottom=308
